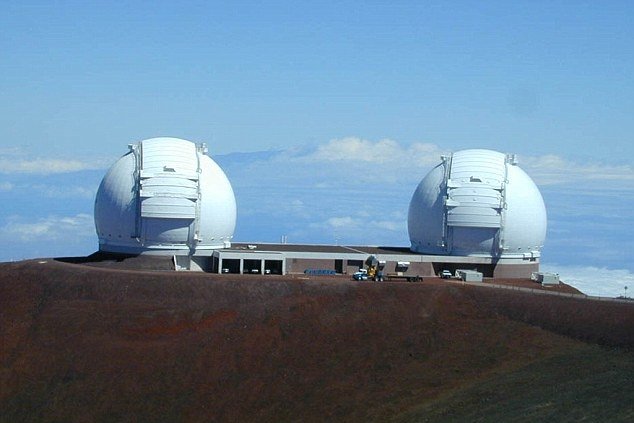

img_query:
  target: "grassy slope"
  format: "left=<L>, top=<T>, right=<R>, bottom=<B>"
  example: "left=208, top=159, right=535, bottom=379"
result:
left=1, top=260, right=633, bottom=422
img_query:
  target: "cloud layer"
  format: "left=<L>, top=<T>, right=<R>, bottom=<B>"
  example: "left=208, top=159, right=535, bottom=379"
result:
left=1, top=214, right=94, bottom=242
left=0, top=147, right=113, bottom=175
left=219, top=137, right=634, bottom=295
left=308, top=137, right=447, bottom=167
left=521, top=154, right=634, bottom=186
left=541, top=264, right=633, bottom=298
left=0, top=137, right=632, bottom=298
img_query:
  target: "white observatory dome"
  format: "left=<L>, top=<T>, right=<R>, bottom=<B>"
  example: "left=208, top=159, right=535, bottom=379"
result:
left=94, top=137, right=236, bottom=255
left=408, top=149, right=546, bottom=258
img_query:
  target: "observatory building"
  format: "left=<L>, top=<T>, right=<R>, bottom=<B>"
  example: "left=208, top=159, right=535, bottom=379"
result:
left=408, top=149, right=547, bottom=258
left=210, top=149, right=546, bottom=278
left=94, top=137, right=236, bottom=260
left=93, top=142, right=546, bottom=278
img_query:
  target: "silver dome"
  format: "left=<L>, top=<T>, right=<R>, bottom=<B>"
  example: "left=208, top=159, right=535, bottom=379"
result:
left=408, top=149, right=547, bottom=258
left=94, top=137, right=236, bottom=254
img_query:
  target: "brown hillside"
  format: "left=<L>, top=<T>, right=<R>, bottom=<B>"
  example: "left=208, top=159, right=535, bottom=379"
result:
left=1, top=259, right=633, bottom=422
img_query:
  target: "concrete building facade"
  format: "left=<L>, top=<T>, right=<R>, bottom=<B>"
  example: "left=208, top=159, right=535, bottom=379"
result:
left=199, top=242, right=538, bottom=278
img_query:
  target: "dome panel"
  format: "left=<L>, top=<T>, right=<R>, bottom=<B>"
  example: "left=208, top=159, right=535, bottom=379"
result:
left=408, top=163, right=448, bottom=254
left=501, top=164, right=547, bottom=255
left=94, top=152, right=137, bottom=242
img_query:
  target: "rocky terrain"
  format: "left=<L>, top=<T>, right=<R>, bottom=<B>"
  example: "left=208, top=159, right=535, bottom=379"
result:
left=1, top=259, right=633, bottom=422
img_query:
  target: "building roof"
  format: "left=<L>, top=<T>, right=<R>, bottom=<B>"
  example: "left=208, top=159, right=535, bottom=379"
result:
left=229, top=243, right=415, bottom=256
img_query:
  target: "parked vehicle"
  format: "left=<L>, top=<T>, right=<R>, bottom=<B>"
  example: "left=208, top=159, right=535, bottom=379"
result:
left=440, top=270, right=453, bottom=279
left=352, top=269, right=369, bottom=281
left=385, top=273, right=422, bottom=282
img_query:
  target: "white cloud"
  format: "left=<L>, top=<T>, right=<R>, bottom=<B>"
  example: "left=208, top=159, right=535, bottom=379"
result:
left=325, top=216, right=359, bottom=228
left=290, top=139, right=634, bottom=191
left=257, top=142, right=634, bottom=192
left=0, top=146, right=114, bottom=175
left=31, top=184, right=97, bottom=199
left=0, top=181, right=13, bottom=191
left=541, top=264, right=634, bottom=298
left=1, top=214, right=94, bottom=242
left=0, top=158, right=108, bottom=175
left=233, top=139, right=633, bottom=193
left=372, top=219, right=402, bottom=232
left=221, top=137, right=446, bottom=189
left=303, top=213, right=405, bottom=247
left=305, top=137, right=446, bottom=168
left=313, top=215, right=403, bottom=233
left=521, top=154, right=634, bottom=187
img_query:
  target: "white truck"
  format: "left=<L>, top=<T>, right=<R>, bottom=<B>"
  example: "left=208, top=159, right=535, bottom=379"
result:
left=439, top=270, right=453, bottom=279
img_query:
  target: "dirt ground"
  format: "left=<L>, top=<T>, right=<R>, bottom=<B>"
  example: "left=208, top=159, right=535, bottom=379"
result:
left=1, top=259, right=633, bottom=422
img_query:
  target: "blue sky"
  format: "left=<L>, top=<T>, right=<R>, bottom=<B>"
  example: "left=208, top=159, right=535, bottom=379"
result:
left=1, top=1, right=633, bottom=296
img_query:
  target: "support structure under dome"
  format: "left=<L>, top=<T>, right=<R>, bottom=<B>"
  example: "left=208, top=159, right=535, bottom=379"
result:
left=94, top=137, right=237, bottom=255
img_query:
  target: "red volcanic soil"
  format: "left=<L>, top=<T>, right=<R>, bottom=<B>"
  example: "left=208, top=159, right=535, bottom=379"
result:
left=1, top=259, right=633, bottom=422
